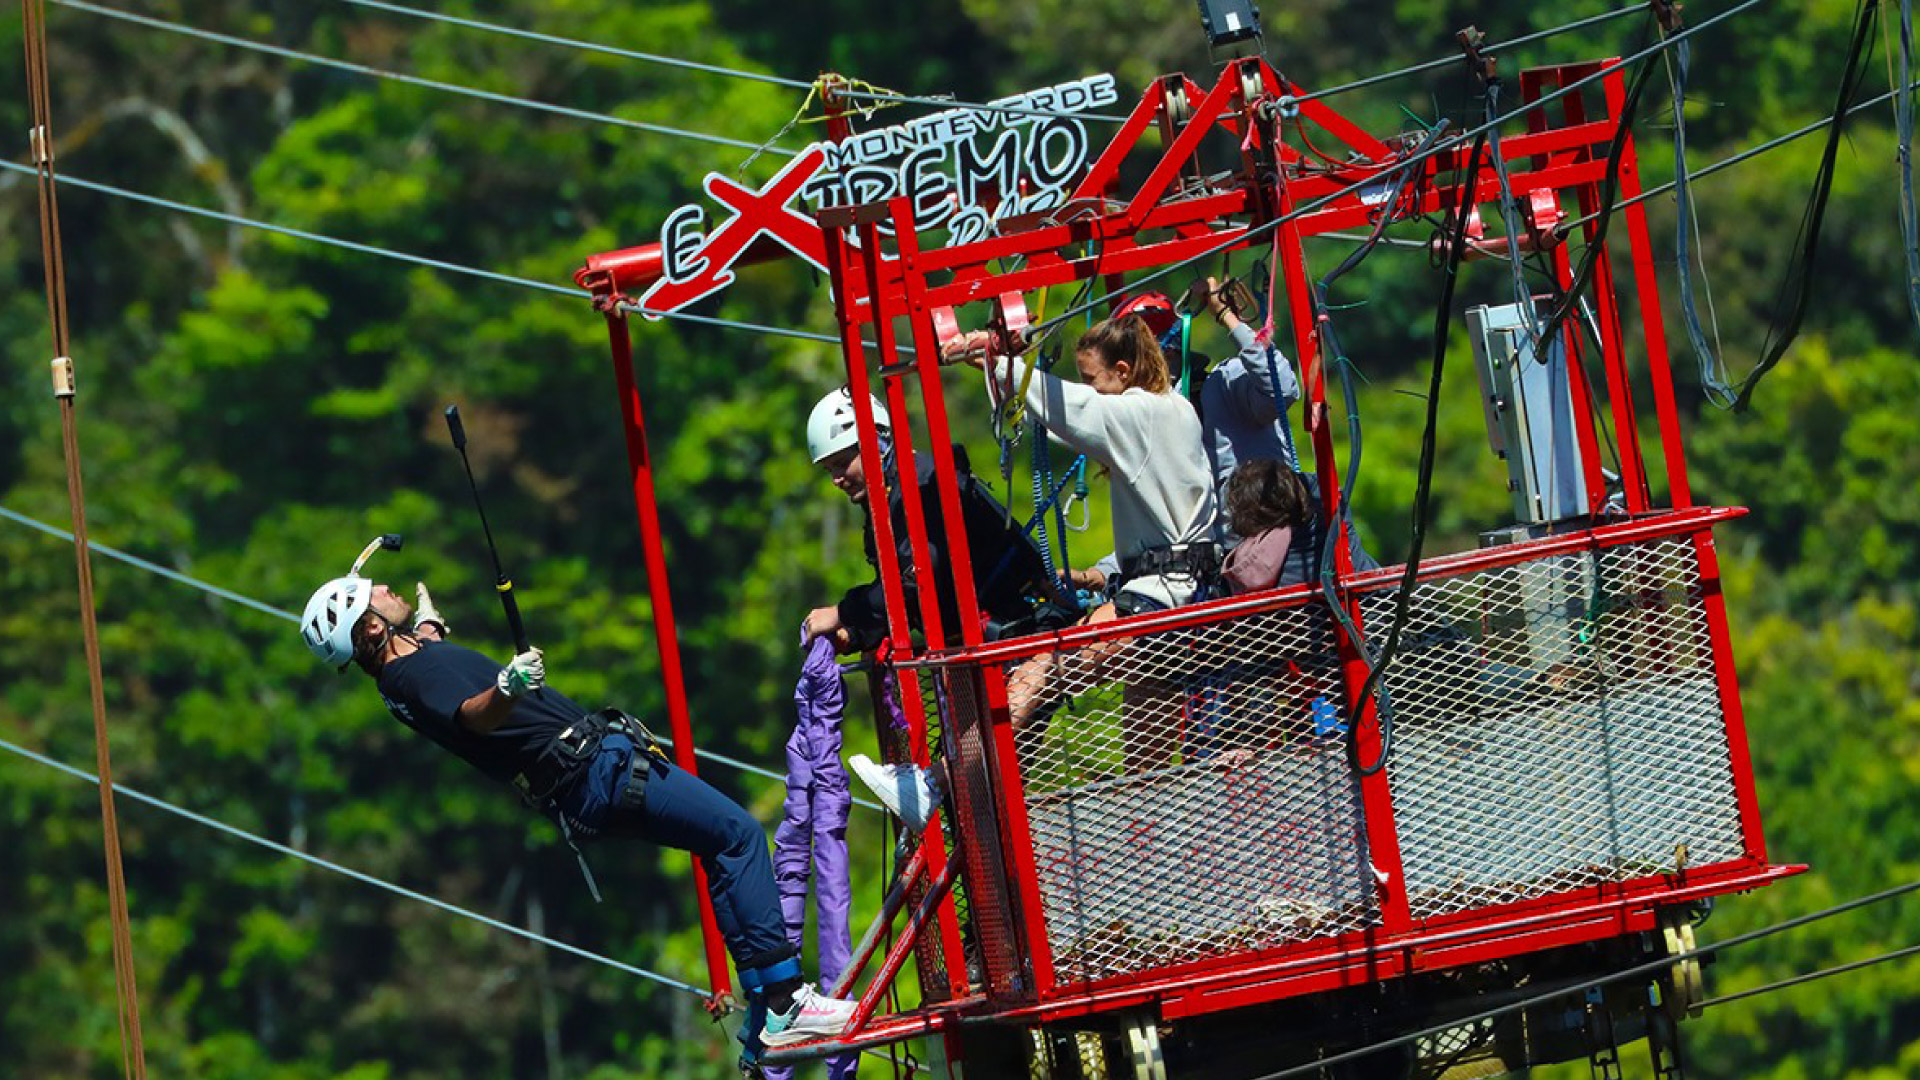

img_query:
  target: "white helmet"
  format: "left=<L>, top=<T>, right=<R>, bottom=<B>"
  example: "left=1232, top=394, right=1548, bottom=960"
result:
left=302, top=575, right=372, bottom=669
left=807, top=388, right=889, bottom=464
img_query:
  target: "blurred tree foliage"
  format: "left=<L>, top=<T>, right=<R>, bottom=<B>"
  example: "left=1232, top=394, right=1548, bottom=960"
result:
left=0, top=0, right=1915, bottom=1077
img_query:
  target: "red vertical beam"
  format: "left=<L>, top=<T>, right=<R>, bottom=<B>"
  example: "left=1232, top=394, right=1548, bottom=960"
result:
left=827, top=216, right=971, bottom=997
left=1600, top=62, right=1692, bottom=509
left=1688, top=528, right=1768, bottom=860
left=1273, top=170, right=1411, bottom=935
left=892, top=197, right=1058, bottom=995
left=892, top=199, right=986, bottom=646
left=603, top=311, right=732, bottom=997
left=1548, top=64, right=1650, bottom=512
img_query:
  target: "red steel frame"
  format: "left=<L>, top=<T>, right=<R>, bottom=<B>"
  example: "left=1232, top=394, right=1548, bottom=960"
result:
left=580, top=54, right=1800, bottom=1059
left=794, top=54, right=1797, bottom=1037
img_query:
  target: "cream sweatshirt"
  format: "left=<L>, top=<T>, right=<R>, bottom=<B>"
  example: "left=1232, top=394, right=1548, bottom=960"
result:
left=987, top=355, right=1217, bottom=608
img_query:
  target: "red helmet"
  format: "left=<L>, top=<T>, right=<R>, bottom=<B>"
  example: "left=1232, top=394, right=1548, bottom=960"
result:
left=1113, top=292, right=1178, bottom=339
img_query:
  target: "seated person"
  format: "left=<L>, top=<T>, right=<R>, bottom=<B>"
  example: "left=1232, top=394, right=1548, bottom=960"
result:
left=1219, top=459, right=1316, bottom=595
left=800, top=388, right=1059, bottom=654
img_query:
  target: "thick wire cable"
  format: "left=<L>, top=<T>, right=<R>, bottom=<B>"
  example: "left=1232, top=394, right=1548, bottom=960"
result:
left=52, top=0, right=786, bottom=155
left=1561, top=77, right=1920, bottom=231
left=1030, top=0, right=1763, bottom=338
left=0, top=733, right=711, bottom=995
left=1293, top=2, right=1646, bottom=104
left=1248, top=876, right=1920, bottom=1080
left=1702, top=941, right=1920, bottom=1009
left=0, top=503, right=882, bottom=809
left=338, top=0, right=1125, bottom=124
left=0, top=158, right=855, bottom=348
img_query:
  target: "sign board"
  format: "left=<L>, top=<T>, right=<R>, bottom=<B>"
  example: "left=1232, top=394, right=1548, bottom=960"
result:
left=640, top=73, right=1120, bottom=317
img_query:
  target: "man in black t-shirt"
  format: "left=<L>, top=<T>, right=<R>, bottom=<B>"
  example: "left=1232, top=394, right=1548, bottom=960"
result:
left=301, top=556, right=856, bottom=1056
left=799, top=388, right=1059, bottom=652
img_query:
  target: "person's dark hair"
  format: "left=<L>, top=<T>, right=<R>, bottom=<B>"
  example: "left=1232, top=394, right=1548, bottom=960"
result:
left=350, top=610, right=393, bottom=675
left=1075, top=315, right=1172, bottom=393
left=1227, top=459, right=1313, bottom=537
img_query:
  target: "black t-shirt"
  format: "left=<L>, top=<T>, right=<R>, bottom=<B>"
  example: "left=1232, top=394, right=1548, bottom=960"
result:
left=836, top=450, right=1052, bottom=650
left=376, top=640, right=583, bottom=784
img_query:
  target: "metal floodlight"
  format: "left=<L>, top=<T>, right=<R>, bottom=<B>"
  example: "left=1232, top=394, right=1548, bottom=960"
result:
left=1195, top=0, right=1262, bottom=47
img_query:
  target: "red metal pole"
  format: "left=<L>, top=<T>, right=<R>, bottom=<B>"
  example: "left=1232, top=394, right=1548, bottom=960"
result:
left=602, top=310, right=732, bottom=998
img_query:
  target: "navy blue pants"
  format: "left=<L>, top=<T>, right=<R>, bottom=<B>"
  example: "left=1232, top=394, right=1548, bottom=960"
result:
left=597, top=751, right=790, bottom=963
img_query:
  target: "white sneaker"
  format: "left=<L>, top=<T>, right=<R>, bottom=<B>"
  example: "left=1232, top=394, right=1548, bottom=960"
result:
left=849, top=754, right=939, bottom=831
left=760, top=983, right=858, bottom=1048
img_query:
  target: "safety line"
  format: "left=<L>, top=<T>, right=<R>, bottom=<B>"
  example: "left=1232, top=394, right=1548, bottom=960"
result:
left=338, top=0, right=1126, bottom=124
left=0, top=733, right=711, bottom=996
left=0, top=158, right=852, bottom=347
left=1249, top=876, right=1920, bottom=1080
left=22, top=0, right=148, bottom=1071
left=1702, top=941, right=1920, bottom=1009
left=50, top=0, right=790, bottom=156
left=1295, top=2, right=1646, bottom=104
left=0, top=503, right=883, bottom=811
left=1033, top=0, right=1762, bottom=336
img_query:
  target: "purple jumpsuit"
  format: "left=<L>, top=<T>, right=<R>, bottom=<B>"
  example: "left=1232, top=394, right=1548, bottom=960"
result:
left=767, top=637, right=857, bottom=1079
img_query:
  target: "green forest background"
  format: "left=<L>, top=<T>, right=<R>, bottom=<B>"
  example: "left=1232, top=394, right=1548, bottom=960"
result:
left=2, top=0, right=1916, bottom=1076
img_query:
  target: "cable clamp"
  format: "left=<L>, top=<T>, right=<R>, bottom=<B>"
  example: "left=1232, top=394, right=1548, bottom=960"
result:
left=1649, top=0, right=1686, bottom=35
left=50, top=356, right=74, bottom=398
left=1454, top=26, right=1498, bottom=87
left=29, top=124, right=50, bottom=165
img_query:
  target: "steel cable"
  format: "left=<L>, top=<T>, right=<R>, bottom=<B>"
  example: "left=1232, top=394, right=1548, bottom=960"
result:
left=51, top=0, right=788, bottom=155
left=0, top=504, right=882, bottom=809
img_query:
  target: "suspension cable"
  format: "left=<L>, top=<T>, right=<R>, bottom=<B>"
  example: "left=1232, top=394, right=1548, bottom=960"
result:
left=51, top=0, right=787, bottom=155
left=0, top=158, right=858, bottom=347
left=0, top=503, right=882, bottom=809
left=338, top=0, right=1126, bottom=124
left=19, top=0, right=147, bottom=1072
left=1292, top=2, right=1646, bottom=104
left=1559, top=77, right=1920, bottom=231
left=0, top=734, right=711, bottom=995
left=1248, top=876, right=1920, bottom=1080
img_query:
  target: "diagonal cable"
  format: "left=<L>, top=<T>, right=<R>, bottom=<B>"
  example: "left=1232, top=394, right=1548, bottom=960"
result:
left=0, top=503, right=881, bottom=808
left=0, top=158, right=851, bottom=346
left=51, top=0, right=790, bottom=155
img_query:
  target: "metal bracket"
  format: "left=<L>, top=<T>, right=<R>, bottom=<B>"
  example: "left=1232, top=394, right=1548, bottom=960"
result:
left=1121, top=1011, right=1168, bottom=1080
left=50, top=356, right=74, bottom=398
left=1456, top=26, right=1499, bottom=88
left=29, top=124, right=50, bottom=166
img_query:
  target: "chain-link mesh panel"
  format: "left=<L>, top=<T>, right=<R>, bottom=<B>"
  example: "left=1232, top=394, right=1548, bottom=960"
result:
left=1365, top=535, right=1744, bottom=920
left=1000, top=600, right=1380, bottom=984
left=891, top=670, right=952, bottom=1003
left=937, top=666, right=1031, bottom=1001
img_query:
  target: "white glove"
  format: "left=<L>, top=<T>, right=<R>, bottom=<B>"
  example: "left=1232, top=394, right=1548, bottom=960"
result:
left=412, top=582, right=449, bottom=636
left=496, top=647, right=545, bottom=699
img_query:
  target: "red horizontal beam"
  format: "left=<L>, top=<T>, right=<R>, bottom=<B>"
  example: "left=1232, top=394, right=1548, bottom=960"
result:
left=915, top=506, right=1747, bottom=669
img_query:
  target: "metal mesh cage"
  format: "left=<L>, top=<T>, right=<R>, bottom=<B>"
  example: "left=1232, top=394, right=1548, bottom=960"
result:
left=1000, top=599, right=1380, bottom=984
left=934, top=665, right=1032, bottom=1001
left=1365, top=534, right=1745, bottom=919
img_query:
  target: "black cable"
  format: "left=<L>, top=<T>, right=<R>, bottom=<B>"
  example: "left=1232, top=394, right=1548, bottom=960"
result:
left=1344, top=129, right=1489, bottom=778
left=1703, top=941, right=1920, bottom=1009
left=1484, top=77, right=1545, bottom=345
left=1734, top=0, right=1882, bottom=411
left=1294, top=122, right=1447, bottom=777
left=1897, top=0, right=1920, bottom=338
left=1246, top=876, right=1920, bottom=1080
